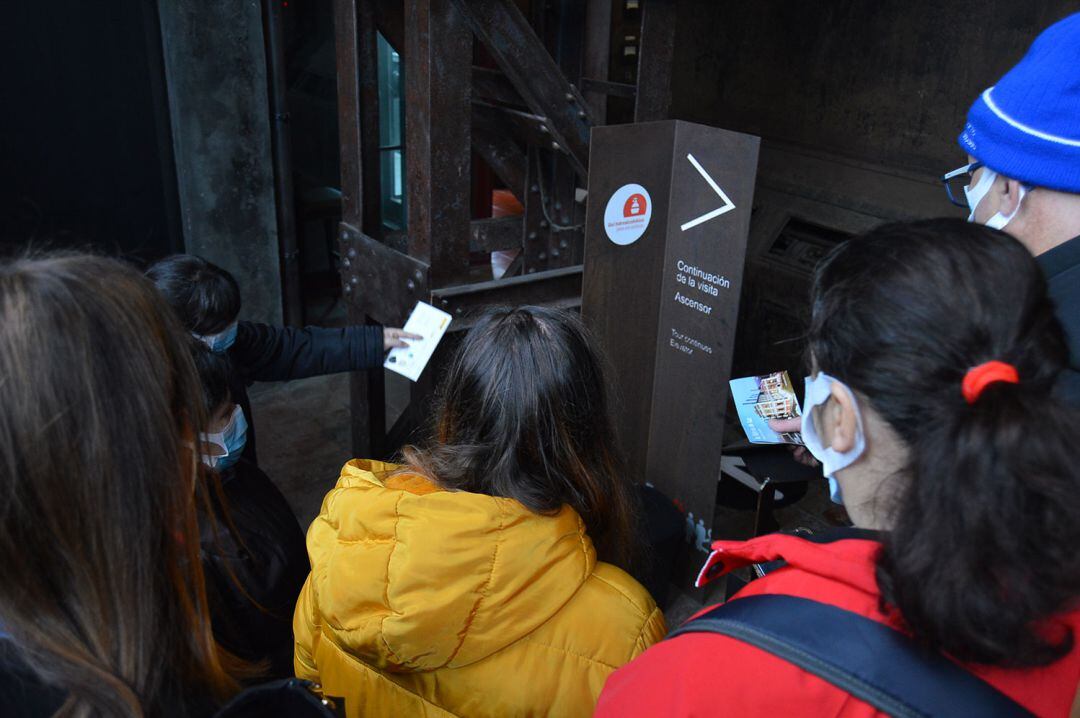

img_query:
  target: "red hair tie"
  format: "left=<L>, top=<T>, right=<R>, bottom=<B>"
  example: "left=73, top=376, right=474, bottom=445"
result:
left=962, top=361, right=1019, bottom=404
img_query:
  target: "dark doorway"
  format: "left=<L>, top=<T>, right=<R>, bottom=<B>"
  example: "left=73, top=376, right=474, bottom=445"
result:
left=0, top=0, right=181, bottom=264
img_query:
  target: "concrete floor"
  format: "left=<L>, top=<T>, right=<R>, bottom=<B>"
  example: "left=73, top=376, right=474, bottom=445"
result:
left=250, top=370, right=840, bottom=628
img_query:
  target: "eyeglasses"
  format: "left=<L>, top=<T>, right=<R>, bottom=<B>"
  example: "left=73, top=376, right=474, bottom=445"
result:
left=940, top=161, right=984, bottom=208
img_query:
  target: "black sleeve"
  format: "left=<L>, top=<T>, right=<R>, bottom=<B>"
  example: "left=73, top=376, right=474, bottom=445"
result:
left=1058, top=367, right=1080, bottom=410
left=230, top=321, right=384, bottom=383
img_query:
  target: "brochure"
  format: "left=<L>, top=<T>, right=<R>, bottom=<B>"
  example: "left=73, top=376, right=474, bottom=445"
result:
left=729, top=370, right=804, bottom=445
left=383, top=301, right=452, bottom=382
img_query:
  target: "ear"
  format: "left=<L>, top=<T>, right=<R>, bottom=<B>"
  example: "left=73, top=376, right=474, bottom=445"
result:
left=828, top=383, right=858, bottom=453
left=998, top=177, right=1024, bottom=217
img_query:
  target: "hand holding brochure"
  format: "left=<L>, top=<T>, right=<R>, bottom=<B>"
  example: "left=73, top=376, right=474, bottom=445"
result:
left=384, top=302, right=452, bottom=382
left=729, top=370, right=804, bottom=445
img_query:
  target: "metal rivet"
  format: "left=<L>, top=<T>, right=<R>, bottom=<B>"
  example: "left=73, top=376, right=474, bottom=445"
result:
left=531, top=184, right=539, bottom=193
left=559, top=239, right=569, bottom=249
left=538, top=252, right=547, bottom=260
left=440, top=299, right=449, bottom=307
left=342, top=258, right=351, bottom=268
left=551, top=248, right=560, bottom=257
left=344, top=284, right=352, bottom=294
left=528, top=231, right=538, bottom=240
left=455, top=308, right=463, bottom=316
left=350, top=276, right=358, bottom=285
left=538, top=124, right=549, bottom=134
left=578, top=110, right=587, bottom=119
left=554, top=202, right=562, bottom=210
left=540, top=220, right=549, bottom=228
left=565, top=92, right=574, bottom=101
left=528, top=267, right=536, bottom=274
left=347, top=248, right=357, bottom=259
left=406, top=279, right=416, bottom=290
left=551, top=141, right=561, bottom=151
left=321, top=700, right=331, bottom=706
left=414, top=270, right=423, bottom=281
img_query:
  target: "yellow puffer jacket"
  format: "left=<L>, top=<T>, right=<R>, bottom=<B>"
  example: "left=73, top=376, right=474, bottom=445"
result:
left=293, top=460, right=666, bottom=717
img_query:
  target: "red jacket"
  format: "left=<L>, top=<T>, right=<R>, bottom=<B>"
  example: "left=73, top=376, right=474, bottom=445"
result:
left=596, top=531, right=1080, bottom=718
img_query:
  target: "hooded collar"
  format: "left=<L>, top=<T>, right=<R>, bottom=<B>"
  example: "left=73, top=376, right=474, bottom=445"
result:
left=309, top=460, right=597, bottom=672
left=696, top=529, right=883, bottom=597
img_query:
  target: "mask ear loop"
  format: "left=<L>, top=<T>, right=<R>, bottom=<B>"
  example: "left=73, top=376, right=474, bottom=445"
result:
left=984, top=185, right=1028, bottom=230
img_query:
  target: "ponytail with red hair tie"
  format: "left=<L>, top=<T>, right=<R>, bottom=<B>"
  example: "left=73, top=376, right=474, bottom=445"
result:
left=962, top=361, right=1019, bottom=404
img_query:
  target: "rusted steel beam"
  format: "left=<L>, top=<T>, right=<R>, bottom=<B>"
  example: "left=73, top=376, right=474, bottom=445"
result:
left=472, top=101, right=552, bottom=148
left=333, top=0, right=363, bottom=227
left=335, top=0, right=382, bottom=459
left=451, top=0, right=593, bottom=178
left=472, top=66, right=525, bottom=108
left=358, top=0, right=383, bottom=236
left=634, top=0, right=676, bottom=122
left=582, top=0, right=613, bottom=122
left=581, top=77, right=637, bottom=99
left=338, top=223, right=430, bottom=326
left=470, top=216, right=523, bottom=253
left=521, top=150, right=552, bottom=273
left=472, top=126, right=527, bottom=202
left=404, top=0, right=472, bottom=287
left=430, top=264, right=584, bottom=329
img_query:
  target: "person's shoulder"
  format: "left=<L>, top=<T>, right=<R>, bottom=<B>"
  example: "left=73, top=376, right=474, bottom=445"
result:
left=586, top=562, right=661, bottom=620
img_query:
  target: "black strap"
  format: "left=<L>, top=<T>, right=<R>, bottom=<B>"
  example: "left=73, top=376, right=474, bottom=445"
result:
left=668, top=594, right=1032, bottom=718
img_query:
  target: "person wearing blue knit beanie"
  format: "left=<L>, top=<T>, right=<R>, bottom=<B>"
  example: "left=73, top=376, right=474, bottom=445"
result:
left=943, top=11, right=1080, bottom=406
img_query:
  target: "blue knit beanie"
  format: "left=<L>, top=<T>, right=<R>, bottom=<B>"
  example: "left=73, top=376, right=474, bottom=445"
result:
left=958, top=12, right=1080, bottom=194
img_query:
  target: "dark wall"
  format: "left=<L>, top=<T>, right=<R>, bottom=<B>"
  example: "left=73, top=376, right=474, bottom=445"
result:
left=158, top=0, right=283, bottom=326
left=670, top=0, right=1078, bottom=176
left=0, top=0, right=180, bottom=261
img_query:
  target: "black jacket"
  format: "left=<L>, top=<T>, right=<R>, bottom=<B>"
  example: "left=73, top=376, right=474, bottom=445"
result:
left=1037, top=234, right=1080, bottom=407
left=228, top=322, right=384, bottom=464
left=200, top=459, right=310, bottom=680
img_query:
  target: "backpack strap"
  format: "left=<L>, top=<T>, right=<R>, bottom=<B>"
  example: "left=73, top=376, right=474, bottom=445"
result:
left=668, top=594, right=1032, bottom=718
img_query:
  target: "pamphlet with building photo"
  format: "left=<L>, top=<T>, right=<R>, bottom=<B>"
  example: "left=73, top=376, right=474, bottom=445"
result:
left=729, top=370, right=804, bottom=445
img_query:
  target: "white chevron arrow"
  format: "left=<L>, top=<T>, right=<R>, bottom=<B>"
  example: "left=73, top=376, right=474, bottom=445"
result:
left=680, top=153, right=736, bottom=231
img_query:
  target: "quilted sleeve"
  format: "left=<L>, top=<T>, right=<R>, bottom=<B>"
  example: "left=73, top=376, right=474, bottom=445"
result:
left=292, top=573, right=322, bottom=680
left=631, top=606, right=667, bottom=659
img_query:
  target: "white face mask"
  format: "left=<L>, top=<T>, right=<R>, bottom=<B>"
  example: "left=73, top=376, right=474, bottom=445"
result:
left=199, top=405, right=247, bottom=471
left=963, top=167, right=1027, bottom=230
left=801, top=373, right=866, bottom=505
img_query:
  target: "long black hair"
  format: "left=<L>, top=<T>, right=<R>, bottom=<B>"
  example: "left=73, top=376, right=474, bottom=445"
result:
left=402, top=306, right=640, bottom=571
left=146, top=255, right=242, bottom=335
left=809, top=218, right=1080, bottom=666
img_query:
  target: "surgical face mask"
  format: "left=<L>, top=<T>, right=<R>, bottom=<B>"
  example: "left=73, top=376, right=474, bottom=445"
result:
left=194, top=322, right=238, bottom=354
left=200, top=405, right=247, bottom=472
left=801, top=373, right=866, bottom=505
left=963, top=167, right=1027, bottom=230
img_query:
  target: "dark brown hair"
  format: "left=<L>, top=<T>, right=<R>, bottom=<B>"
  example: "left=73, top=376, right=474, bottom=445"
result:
left=0, top=254, right=239, bottom=715
left=403, top=307, right=640, bottom=571
left=809, top=219, right=1080, bottom=667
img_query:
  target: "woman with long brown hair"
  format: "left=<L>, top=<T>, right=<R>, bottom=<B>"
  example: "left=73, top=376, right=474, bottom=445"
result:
left=294, top=306, right=665, bottom=717
left=0, top=254, right=240, bottom=716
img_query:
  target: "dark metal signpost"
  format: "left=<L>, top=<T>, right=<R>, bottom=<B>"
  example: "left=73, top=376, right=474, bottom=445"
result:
left=582, top=120, right=760, bottom=558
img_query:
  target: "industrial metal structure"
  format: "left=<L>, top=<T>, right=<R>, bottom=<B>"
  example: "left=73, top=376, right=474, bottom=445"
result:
left=332, top=0, right=675, bottom=456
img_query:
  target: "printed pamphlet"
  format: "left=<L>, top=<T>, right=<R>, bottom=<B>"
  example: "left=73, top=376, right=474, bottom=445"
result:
left=729, top=370, right=804, bottom=445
